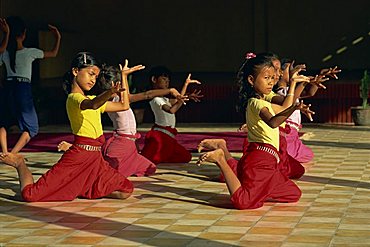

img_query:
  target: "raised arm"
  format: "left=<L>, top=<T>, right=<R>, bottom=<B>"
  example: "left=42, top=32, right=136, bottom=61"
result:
left=43, top=24, right=61, bottom=58
left=180, top=73, right=201, bottom=96
left=0, top=18, right=9, bottom=53
left=104, top=59, right=145, bottom=112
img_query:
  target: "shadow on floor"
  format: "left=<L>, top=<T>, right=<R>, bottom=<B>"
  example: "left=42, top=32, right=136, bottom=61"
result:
left=300, top=175, right=370, bottom=189
left=0, top=199, right=238, bottom=247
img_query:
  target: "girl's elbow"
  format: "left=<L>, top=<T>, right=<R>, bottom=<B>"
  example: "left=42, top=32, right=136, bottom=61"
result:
left=267, top=122, right=279, bottom=129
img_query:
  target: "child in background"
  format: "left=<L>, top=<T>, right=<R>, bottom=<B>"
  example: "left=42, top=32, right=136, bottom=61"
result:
left=141, top=66, right=203, bottom=165
left=0, top=18, right=9, bottom=53
left=275, top=61, right=341, bottom=163
left=0, top=16, right=61, bottom=155
left=197, top=53, right=310, bottom=209
left=0, top=52, right=138, bottom=202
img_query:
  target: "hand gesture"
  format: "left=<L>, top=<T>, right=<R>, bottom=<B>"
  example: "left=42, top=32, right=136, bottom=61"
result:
left=185, top=73, right=201, bottom=85
left=300, top=102, right=315, bottom=121
left=0, top=18, right=9, bottom=33
left=187, top=89, right=204, bottom=102
left=119, top=59, right=145, bottom=76
left=238, top=123, right=248, bottom=133
left=110, top=81, right=125, bottom=96
left=48, top=24, right=61, bottom=39
left=320, top=66, right=341, bottom=79
left=290, top=70, right=310, bottom=85
left=289, top=60, right=306, bottom=79
left=309, top=74, right=329, bottom=89
left=295, top=100, right=315, bottom=121
left=176, top=94, right=189, bottom=105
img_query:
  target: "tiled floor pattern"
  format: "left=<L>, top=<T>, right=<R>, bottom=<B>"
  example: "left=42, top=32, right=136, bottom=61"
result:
left=1, top=124, right=370, bottom=246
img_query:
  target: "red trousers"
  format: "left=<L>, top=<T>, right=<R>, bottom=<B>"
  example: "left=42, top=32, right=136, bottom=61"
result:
left=230, top=142, right=301, bottom=209
left=279, top=126, right=305, bottom=179
left=22, top=135, right=133, bottom=202
left=141, top=125, right=192, bottom=164
left=228, top=128, right=304, bottom=181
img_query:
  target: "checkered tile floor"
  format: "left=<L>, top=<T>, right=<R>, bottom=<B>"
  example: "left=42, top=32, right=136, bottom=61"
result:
left=1, top=124, right=370, bottom=247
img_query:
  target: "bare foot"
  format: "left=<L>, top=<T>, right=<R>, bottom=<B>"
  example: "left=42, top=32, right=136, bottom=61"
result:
left=196, top=149, right=225, bottom=166
left=302, top=161, right=315, bottom=172
left=57, top=141, right=72, bottom=152
left=106, top=191, right=131, bottom=200
left=300, top=132, right=315, bottom=140
left=0, top=153, right=25, bottom=168
left=197, top=139, right=226, bottom=153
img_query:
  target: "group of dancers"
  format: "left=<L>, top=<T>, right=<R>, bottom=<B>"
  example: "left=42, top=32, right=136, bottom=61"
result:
left=0, top=16, right=340, bottom=209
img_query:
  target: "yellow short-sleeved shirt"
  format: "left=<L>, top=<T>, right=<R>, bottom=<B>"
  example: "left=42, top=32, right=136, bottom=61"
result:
left=263, top=91, right=277, bottom=102
left=66, top=93, right=107, bottom=139
left=246, top=98, right=279, bottom=150
left=263, top=91, right=286, bottom=128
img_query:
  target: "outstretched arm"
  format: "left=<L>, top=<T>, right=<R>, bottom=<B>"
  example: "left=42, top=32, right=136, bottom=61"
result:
left=129, top=88, right=185, bottom=103
left=43, top=24, right=61, bottom=58
left=261, top=101, right=305, bottom=128
left=0, top=18, right=9, bottom=53
left=271, top=70, right=310, bottom=114
left=80, top=82, right=125, bottom=110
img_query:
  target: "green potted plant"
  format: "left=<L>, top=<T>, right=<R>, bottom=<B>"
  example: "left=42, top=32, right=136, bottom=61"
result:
left=351, top=70, right=370, bottom=126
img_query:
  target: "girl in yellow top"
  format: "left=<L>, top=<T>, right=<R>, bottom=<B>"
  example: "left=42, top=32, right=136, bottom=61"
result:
left=0, top=52, right=143, bottom=201
left=197, top=53, right=309, bottom=209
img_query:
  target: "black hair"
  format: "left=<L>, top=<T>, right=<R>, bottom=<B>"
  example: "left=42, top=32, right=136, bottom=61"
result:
left=236, top=53, right=275, bottom=112
left=62, top=52, right=101, bottom=94
left=280, top=57, right=293, bottom=70
left=98, top=65, right=121, bottom=91
left=6, top=16, right=26, bottom=73
left=148, top=66, right=172, bottom=82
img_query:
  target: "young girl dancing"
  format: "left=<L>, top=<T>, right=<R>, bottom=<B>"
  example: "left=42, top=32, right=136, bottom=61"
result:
left=197, top=53, right=308, bottom=209
left=0, top=52, right=139, bottom=202
left=141, top=66, right=202, bottom=164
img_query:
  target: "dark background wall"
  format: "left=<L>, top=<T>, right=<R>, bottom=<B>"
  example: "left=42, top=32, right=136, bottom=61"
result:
left=0, top=0, right=369, bottom=124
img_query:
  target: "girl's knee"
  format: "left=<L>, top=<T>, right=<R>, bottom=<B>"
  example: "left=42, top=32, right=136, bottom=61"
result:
left=21, top=185, right=39, bottom=202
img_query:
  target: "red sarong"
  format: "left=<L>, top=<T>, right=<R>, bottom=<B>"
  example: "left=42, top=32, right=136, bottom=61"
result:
left=230, top=142, right=301, bottom=209
left=22, top=135, right=133, bottom=202
left=141, top=124, right=192, bottom=164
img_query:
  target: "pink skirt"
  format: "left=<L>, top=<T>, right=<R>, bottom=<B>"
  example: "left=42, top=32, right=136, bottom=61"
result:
left=285, top=127, right=314, bottom=163
left=103, top=133, right=156, bottom=177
